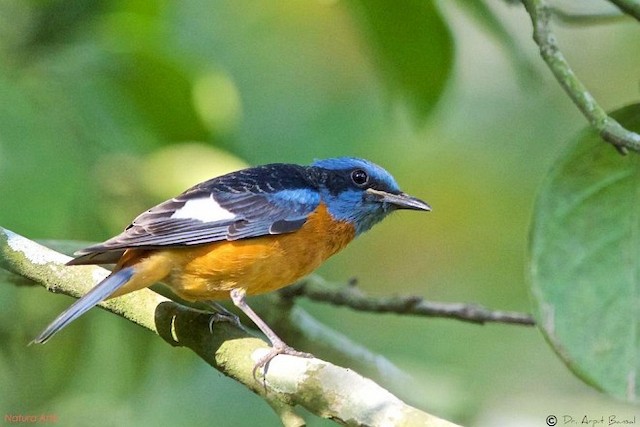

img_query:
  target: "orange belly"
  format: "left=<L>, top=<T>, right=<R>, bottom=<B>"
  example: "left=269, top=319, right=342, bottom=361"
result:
left=157, top=203, right=355, bottom=301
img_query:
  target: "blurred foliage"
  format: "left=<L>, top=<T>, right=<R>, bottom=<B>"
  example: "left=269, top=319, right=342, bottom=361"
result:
left=347, top=0, right=453, bottom=119
left=0, top=0, right=639, bottom=426
left=530, top=103, right=640, bottom=403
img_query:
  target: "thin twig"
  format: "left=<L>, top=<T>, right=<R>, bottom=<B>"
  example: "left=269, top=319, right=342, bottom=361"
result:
left=280, top=277, right=535, bottom=326
left=521, top=0, right=640, bottom=153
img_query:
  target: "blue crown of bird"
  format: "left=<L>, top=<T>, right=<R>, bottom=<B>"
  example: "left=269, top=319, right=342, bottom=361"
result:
left=33, top=157, right=430, bottom=369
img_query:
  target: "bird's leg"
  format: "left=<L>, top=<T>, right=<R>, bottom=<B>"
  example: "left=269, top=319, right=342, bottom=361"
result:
left=229, top=288, right=313, bottom=377
left=202, top=301, right=242, bottom=333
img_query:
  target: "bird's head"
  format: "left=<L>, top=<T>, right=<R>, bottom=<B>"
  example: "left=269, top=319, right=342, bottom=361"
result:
left=310, top=157, right=430, bottom=235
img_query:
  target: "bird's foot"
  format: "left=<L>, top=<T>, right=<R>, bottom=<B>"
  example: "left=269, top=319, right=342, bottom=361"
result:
left=227, top=288, right=313, bottom=381
left=203, top=301, right=242, bottom=333
left=253, top=342, right=314, bottom=380
left=207, top=312, right=243, bottom=334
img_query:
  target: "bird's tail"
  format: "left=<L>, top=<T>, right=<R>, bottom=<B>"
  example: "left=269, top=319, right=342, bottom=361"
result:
left=31, top=267, right=136, bottom=344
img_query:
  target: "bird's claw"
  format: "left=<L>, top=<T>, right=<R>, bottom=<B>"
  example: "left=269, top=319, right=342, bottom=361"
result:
left=207, top=311, right=242, bottom=334
left=252, top=344, right=314, bottom=381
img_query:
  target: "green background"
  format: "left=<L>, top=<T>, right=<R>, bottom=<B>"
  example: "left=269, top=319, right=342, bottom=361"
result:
left=1, top=1, right=639, bottom=425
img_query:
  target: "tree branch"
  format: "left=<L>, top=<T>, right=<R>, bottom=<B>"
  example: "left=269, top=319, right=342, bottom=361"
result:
left=17, top=240, right=414, bottom=392
left=608, top=0, right=640, bottom=22
left=280, top=277, right=535, bottom=326
left=521, top=0, right=640, bottom=153
left=0, top=226, right=460, bottom=427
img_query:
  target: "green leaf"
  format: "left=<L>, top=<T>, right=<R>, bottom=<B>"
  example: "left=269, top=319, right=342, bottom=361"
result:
left=530, top=103, right=640, bottom=402
left=348, top=0, right=453, bottom=121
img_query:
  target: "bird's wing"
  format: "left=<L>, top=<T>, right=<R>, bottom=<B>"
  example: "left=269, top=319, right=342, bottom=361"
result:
left=69, top=165, right=321, bottom=265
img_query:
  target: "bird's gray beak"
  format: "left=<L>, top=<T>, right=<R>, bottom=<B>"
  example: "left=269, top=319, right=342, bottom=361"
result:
left=365, top=188, right=431, bottom=211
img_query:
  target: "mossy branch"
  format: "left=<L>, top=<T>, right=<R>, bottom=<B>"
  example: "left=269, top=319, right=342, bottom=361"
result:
left=0, top=226, right=459, bottom=427
left=521, top=0, right=640, bottom=153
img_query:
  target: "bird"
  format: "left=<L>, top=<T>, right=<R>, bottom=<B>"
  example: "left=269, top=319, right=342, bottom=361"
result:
left=32, top=157, right=430, bottom=367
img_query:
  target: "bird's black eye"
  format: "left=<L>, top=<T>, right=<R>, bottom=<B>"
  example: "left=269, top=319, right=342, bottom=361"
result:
left=351, top=169, right=369, bottom=186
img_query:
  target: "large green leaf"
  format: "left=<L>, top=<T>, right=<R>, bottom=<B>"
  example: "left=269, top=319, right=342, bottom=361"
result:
left=530, top=103, right=640, bottom=401
left=348, top=0, right=453, bottom=121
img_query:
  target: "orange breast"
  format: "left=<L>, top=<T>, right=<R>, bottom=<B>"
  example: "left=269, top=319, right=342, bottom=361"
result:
left=161, top=203, right=356, bottom=301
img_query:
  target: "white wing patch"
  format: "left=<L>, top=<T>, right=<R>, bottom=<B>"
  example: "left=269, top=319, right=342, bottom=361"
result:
left=170, top=195, right=236, bottom=222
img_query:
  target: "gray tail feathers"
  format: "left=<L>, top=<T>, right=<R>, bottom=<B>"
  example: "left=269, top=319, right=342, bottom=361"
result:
left=31, top=267, right=135, bottom=344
